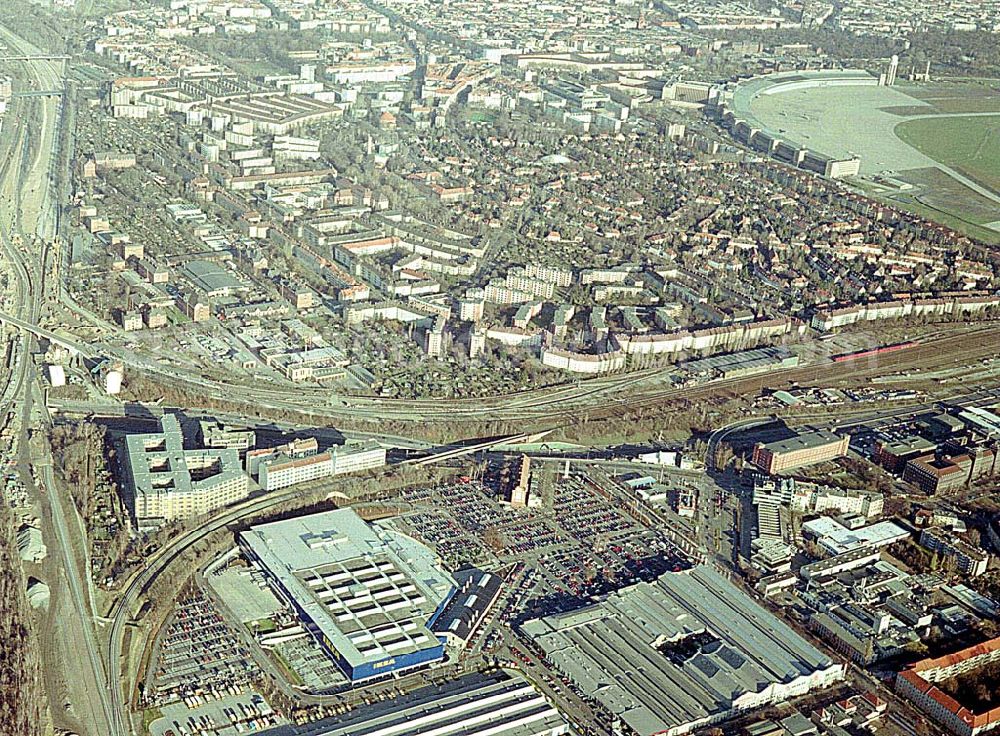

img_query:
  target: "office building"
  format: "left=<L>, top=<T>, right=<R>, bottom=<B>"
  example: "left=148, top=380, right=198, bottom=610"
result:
left=751, top=431, right=849, bottom=474
left=750, top=538, right=795, bottom=575
left=904, top=453, right=968, bottom=494
left=260, top=452, right=335, bottom=491
left=903, top=447, right=996, bottom=494
left=874, top=435, right=937, bottom=473
left=254, top=440, right=386, bottom=491
left=198, top=420, right=256, bottom=451
left=502, top=455, right=533, bottom=508
left=330, top=441, right=386, bottom=476
left=240, top=509, right=456, bottom=682
left=122, top=414, right=250, bottom=526
left=247, top=437, right=318, bottom=476
left=809, top=608, right=877, bottom=665
left=522, top=565, right=844, bottom=736
left=752, top=476, right=884, bottom=519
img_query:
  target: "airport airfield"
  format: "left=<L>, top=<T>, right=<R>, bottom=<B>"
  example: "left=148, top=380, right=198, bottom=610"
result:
left=726, top=72, right=1000, bottom=240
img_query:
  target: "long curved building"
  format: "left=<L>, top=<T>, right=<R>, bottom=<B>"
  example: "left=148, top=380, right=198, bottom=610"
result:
left=718, top=70, right=881, bottom=179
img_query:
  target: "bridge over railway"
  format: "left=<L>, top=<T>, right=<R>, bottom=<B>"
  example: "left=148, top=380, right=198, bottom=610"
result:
left=12, top=89, right=64, bottom=98
left=0, top=54, right=70, bottom=61
left=0, top=310, right=93, bottom=356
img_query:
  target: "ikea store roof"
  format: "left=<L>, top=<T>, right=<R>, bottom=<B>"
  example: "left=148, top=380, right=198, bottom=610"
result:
left=522, top=565, right=840, bottom=736
left=240, top=509, right=456, bottom=671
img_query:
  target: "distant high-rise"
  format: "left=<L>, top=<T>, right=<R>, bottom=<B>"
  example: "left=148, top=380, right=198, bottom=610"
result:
left=886, top=54, right=899, bottom=86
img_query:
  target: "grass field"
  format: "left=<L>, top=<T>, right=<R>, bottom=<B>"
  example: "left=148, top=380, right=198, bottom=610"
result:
left=887, top=196, right=1000, bottom=246
left=895, top=115, right=1000, bottom=194
left=896, top=166, right=1000, bottom=225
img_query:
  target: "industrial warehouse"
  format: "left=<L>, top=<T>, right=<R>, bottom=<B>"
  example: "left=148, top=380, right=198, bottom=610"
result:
left=257, top=672, right=570, bottom=736
left=751, top=430, right=850, bottom=474
left=522, top=565, right=845, bottom=736
left=238, top=509, right=457, bottom=683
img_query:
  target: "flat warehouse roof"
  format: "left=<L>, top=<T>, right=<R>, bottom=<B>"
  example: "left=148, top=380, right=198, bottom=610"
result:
left=256, top=672, right=569, bottom=736
left=759, top=430, right=844, bottom=454
left=522, top=565, right=840, bottom=736
left=801, top=517, right=909, bottom=554
left=240, top=509, right=455, bottom=673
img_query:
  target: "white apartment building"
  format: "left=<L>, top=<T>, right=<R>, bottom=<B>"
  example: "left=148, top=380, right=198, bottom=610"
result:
left=523, top=263, right=573, bottom=287
left=260, top=452, right=334, bottom=491
left=504, top=269, right=555, bottom=299
left=124, top=414, right=250, bottom=526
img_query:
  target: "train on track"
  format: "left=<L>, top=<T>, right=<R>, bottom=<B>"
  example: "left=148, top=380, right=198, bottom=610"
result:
left=831, top=341, right=919, bottom=363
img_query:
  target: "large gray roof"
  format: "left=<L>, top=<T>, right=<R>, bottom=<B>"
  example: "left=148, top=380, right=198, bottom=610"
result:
left=523, top=565, right=840, bottom=736
left=124, top=413, right=245, bottom=502
left=757, top=429, right=843, bottom=454
left=257, top=671, right=568, bottom=736
left=240, top=509, right=456, bottom=671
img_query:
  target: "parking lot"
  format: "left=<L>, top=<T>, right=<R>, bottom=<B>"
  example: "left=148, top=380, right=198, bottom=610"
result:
left=149, top=692, right=283, bottom=736
left=395, top=482, right=570, bottom=566
left=146, top=592, right=265, bottom=709
left=402, top=509, right=491, bottom=567
left=182, top=470, right=697, bottom=723
left=391, top=475, right=693, bottom=626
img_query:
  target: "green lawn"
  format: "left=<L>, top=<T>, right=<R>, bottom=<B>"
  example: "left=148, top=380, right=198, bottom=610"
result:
left=886, top=195, right=1000, bottom=245
left=895, top=115, right=1000, bottom=194
left=269, top=649, right=305, bottom=687
left=246, top=617, right=277, bottom=634
left=142, top=707, right=164, bottom=732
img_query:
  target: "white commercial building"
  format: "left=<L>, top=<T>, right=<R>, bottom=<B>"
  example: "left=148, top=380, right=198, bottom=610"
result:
left=240, top=509, right=455, bottom=682
left=802, top=517, right=909, bottom=556
left=256, top=671, right=569, bottom=736
left=123, top=414, right=250, bottom=526
left=260, top=452, right=335, bottom=491
left=255, top=440, right=386, bottom=491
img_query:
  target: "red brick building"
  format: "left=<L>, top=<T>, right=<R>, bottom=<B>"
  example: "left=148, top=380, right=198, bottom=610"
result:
left=751, top=430, right=850, bottom=474
left=896, top=637, right=1000, bottom=736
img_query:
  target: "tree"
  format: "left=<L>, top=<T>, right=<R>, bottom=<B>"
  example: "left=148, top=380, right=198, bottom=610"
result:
left=483, top=526, right=506, bottom=553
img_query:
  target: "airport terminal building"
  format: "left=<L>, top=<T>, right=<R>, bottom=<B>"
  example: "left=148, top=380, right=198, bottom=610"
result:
left=239, top=509, right=456, bottom=682
left=717, top=70, right=877, bottom=179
